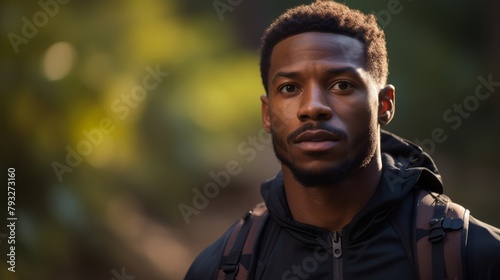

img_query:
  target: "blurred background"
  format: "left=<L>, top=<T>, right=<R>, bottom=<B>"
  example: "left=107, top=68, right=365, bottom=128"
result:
left=1, top=0, right=499, bottom=279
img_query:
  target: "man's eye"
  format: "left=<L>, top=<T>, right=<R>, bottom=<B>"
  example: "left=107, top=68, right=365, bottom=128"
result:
left=331, top=81, right=353, bottom=91
left=279, top=84, right=299, bottom=93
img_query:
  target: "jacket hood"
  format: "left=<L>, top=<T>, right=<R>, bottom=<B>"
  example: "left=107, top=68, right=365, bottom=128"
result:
left=260, top=130, right=444, bottom=244
left=380, top=130, right=443, bottom=193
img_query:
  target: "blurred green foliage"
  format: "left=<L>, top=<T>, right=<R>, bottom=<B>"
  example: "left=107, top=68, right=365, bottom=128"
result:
left=0, top=0, right=498, bottom=279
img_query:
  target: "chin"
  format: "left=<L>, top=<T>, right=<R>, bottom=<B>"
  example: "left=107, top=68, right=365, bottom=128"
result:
left=290, top=161, right=356, bottom=188
left=277, top=150, right=377, bottom=188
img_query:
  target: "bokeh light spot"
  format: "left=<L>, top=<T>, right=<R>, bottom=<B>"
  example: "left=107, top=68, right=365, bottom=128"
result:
left=42, top=41, right=76, bottom=81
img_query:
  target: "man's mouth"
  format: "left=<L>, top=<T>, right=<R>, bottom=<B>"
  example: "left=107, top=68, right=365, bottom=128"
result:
left=294, top=130, right=341, bottom=152
left=294, top=130, right=341, bottom=142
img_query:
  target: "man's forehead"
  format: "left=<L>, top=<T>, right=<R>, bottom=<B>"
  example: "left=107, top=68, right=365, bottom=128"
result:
left=268, top=32, right=375, bottom=85
left=270, top=32, right=366, bottom=71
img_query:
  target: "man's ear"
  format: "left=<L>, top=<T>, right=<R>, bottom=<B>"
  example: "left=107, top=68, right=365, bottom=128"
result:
left=261, top=94, right=271, bottom=133
left=378, top=85, right=395, bottom=125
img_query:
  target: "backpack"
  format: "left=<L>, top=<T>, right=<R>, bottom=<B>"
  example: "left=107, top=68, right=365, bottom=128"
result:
left=217, top=189, right=470, bottom=280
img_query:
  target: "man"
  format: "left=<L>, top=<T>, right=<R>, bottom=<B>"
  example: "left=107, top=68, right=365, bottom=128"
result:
left=185, top=1, right=500, bottom=279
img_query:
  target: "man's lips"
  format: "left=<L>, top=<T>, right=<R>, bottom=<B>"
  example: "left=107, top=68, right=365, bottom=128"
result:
left=294, top=130, right=342, bottom=143
left=294, top=130, right=341, bottom=152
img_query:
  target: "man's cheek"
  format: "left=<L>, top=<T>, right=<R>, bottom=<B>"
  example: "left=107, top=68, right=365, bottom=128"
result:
left=271, top=116, right=287, bottom=133
left=270, top=105, right=296, bottom=131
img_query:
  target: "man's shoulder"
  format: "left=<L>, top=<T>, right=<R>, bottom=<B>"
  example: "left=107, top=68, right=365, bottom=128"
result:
left=184, top=223, right=236, bottom=280
left=466, top=215, right=500, bottom=278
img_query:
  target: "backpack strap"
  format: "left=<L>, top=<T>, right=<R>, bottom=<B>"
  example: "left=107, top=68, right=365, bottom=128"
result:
left=415, top=190, right=470, bottom=280
left=217, top=203, right=268, bottom=280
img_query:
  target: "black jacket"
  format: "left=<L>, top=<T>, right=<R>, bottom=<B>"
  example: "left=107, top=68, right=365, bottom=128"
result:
left=185, top=131, right=500, bottom=279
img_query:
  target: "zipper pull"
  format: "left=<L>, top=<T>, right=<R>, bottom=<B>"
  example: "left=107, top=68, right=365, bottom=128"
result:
left=332, top=231, right=342, bottom=259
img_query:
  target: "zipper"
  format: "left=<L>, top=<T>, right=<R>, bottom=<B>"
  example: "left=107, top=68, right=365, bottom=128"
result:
left=331, top=231, right=343, bottom=280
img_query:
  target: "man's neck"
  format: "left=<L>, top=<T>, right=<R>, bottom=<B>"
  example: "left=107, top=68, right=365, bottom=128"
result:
left=282, top=152, right=382, bottom=233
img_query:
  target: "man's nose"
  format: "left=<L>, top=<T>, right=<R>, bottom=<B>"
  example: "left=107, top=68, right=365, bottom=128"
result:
left=297, top=85, right=333, bottom=122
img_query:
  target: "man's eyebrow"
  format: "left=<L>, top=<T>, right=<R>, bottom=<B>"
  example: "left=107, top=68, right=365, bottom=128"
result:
left=271, top=67, right=364, bottom=84
left=325, top=67, right=364, bottom=80
left=271, top=71, right=299, bottom=84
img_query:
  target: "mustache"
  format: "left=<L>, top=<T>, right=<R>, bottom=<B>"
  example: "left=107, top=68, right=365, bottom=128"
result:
left=287, top=122, right=347, bottom=144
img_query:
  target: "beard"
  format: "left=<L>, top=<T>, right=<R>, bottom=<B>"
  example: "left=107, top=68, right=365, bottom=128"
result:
left=271, top=122, right=377, bottom=188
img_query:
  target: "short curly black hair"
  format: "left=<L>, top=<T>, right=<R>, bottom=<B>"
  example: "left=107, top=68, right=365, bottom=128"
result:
left=260, top=0, right=388, bottom=92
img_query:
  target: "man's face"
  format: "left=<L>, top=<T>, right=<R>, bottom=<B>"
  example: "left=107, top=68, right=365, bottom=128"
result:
left=261, top=32, right=389, bottom=187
